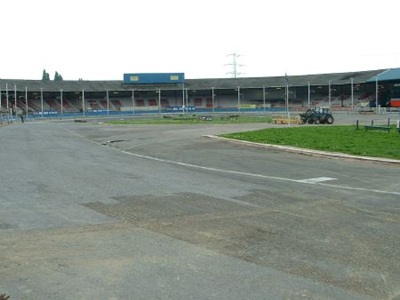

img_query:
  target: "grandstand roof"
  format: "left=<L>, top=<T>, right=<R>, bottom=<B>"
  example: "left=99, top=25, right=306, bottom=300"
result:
left=185, top=69, right=386, bottom=89
left=0, top=68, right=393, bottom=92
left=0, top=79, right=123, bottom=93
left=365, top=68, right=400, bottom=82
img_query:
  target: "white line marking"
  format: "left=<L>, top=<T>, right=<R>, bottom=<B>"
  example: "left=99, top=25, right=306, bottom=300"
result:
left=61, top=125, right=400, bottom=197
left=296, top=177, right=337, bottom=184
left=317, top=182, right=400, bottom=196
left=121, top=151, right=400, bottom=196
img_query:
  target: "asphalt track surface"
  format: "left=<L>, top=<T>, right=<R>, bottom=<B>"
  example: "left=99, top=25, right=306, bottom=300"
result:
left=0, top=115, right=399, bottom=299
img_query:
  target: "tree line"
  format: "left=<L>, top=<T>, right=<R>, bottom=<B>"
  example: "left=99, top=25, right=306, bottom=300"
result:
left=42, top=69, right=63, bottom=81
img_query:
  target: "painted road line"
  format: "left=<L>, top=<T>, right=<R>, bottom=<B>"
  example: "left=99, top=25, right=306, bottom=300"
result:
left=62, top=126, right=400, bottom=197
left=296, top=177, right=337, bottom=184
left=120, top=151, right=400, bottom=196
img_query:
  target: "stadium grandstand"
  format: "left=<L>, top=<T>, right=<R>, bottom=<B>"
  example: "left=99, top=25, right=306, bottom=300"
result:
left=1, top=68, right=400, bottom=119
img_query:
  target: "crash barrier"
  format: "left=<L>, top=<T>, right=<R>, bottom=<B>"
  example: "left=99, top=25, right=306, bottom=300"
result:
left=172, top=116, right=196, bottom=121
left=272, top=115, right=302, bottom=124
left=162, top=114, right=197, bottom=121
left=1, top=117, right=14, bottom=126
left=356, top=118, right=392, bottom=132
left=364, top=118, right=391, bottom=132
left=364, top=125, right=391, bottom=132
left=198, top=115, right=213, bottom=121
left=220, top=114, right=239, bottom=121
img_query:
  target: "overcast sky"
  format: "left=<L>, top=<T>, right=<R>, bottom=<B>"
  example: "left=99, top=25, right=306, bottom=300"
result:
left=1, top=0, right=399, bottom=81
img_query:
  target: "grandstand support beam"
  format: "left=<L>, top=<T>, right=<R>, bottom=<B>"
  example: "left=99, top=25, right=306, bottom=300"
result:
left=375, top=76, right=379, bottom=110
left=307, top=82, right=311, bottom=108
left=131, top=89, right=135, bottom=115
left=285, top=81, right=290, bottom=125
left=238, top=86, right=240, bottom=112
left=82, top=89, right=85, bottom=117
left=211, top=87, right=215, bottom=113
left=6, top=83, right=10, bottom=121
left=40, top=88, right=44, bottom=118
left=25, top=87, right=28, bottom=119
left=106, top=90, right=110, bottom=116
left=14, top=85, right=17, bottom=122
left=285, top=73, right=290, bottom=122
left=6, top=83, right=8, bottom=115
left=185, top=88, right=189, bottom=112
left=60, top=89, right=63, bottom=118
left=182, top=84, right=185, bottom=115
left=158, top=88, right=161, bottom=114
left=262, top=85, right=266, bottom=113
left=328, top=80, right=331, bottom=107
left=350, top=78, right=354, bottom=112
left=0, top=85, right=2, bottom=123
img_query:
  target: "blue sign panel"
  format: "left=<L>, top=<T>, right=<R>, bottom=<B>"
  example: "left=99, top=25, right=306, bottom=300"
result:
left=123, top=73, right=185, bottom=84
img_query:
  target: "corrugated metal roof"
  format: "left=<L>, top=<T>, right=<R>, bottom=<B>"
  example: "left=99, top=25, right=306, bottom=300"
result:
left=0, top=68, right=394, bottom=92
left=0, top=80, right=124, bottom=92
left=185, top=69, right=386, bottom=89
left=366, top=68, right=400, bottom=82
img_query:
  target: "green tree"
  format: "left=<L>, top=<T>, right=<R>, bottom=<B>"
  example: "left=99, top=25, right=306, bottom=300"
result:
left=54, top=71, right=63, bottom=81
left=42, top=69, right=50, bottom=81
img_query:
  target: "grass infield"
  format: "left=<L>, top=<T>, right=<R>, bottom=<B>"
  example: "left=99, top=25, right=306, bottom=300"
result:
left=221, top=125, right=400, bottom=160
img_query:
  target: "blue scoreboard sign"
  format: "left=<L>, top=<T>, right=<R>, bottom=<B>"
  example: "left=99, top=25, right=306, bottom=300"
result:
left=123, top=73, right=185, bottom=84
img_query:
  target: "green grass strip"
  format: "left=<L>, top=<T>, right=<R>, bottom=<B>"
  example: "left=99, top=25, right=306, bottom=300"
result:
left=221, top=125, right=400, bottom=160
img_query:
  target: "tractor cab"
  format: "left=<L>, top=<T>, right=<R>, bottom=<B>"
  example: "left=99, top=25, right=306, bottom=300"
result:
left=300, top=106, right=334, bottom=124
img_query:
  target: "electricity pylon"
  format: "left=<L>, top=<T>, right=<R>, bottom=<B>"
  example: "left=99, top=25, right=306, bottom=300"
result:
left=225, top=52, right=244, bottom=78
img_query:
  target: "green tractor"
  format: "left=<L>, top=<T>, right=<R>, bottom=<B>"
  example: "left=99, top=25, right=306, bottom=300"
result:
left=300, top=106, right=334, bottom=124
